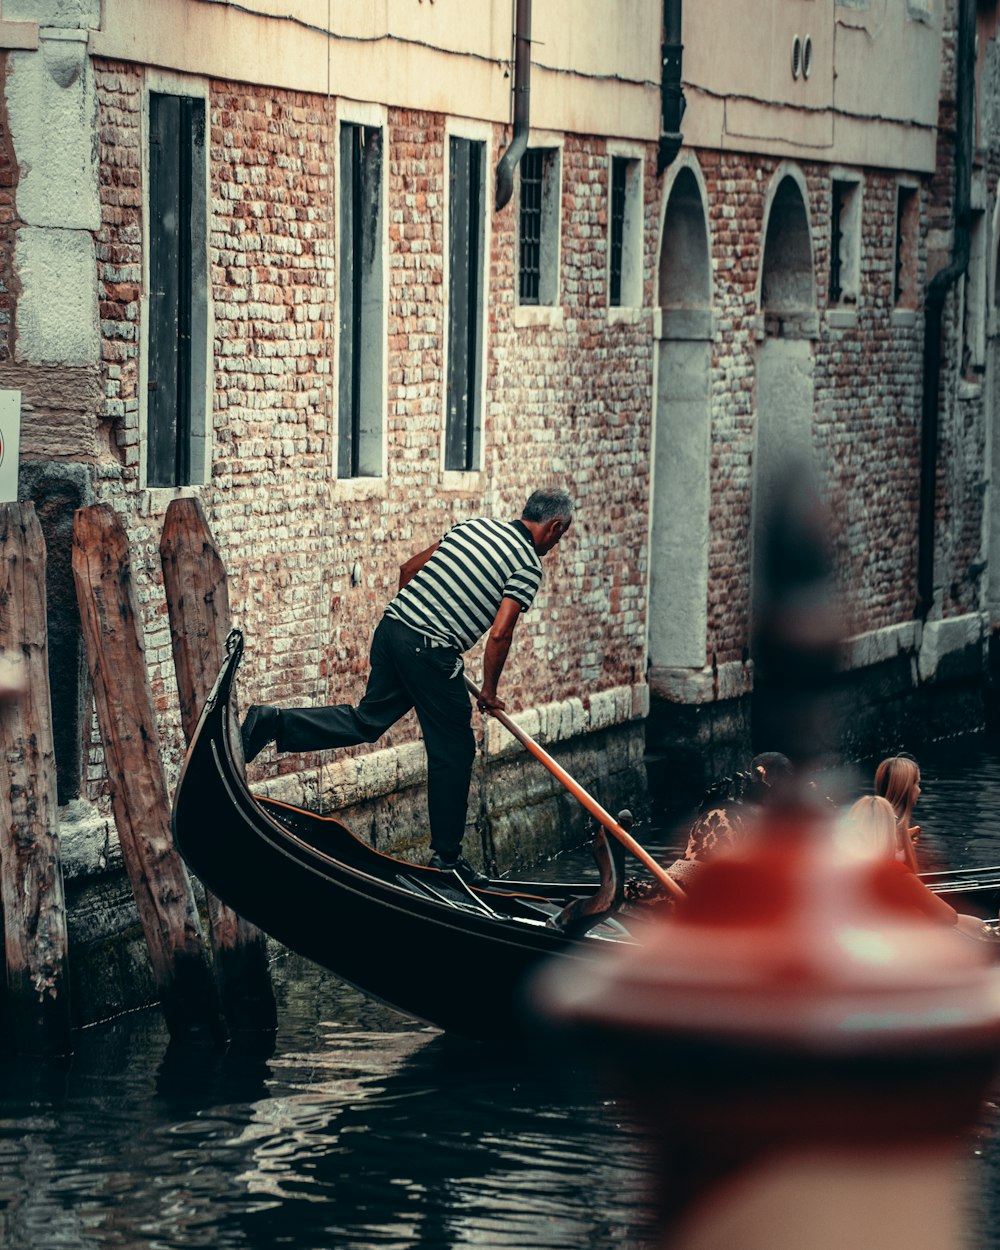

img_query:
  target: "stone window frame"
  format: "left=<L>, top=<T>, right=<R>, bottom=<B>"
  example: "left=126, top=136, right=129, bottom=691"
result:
left=514, top=132, right=563, bottom=330
left=441, top=117, right=492, bottom=490
left=138, top=69, right=213, bottom=502
left=891, top=177, right=920, bottom=322
left=332, top=100, right=389, bottom=502
left=606, top=140, right=645, bottom=324
left=647, top=152, right=715, bottom=675
left=827, top=168, right=864, bottom=329
left=962, top=182, right=988, bottom=380
left=905, top=0, right=933, bottom=23
left=989, top=191, right=1000, bottom=341
left=754, top=161, right=819, bottom=341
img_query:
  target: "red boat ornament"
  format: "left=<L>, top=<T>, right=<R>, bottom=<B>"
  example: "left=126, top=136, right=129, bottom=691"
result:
left=535, top=801, right=1000, bottom=1054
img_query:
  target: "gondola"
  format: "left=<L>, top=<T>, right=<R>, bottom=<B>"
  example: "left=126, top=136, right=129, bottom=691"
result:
left=170, top=630, right=652, bottom=1040
left=171, top=631, right=1000, bottom=1040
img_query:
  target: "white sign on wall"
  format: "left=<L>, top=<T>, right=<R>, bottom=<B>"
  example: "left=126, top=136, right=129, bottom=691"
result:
left=0, top=389, right=21, bottom=504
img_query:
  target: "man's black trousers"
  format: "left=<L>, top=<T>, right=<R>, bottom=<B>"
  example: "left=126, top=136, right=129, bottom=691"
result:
left=277, top=615, right=476, bottom=860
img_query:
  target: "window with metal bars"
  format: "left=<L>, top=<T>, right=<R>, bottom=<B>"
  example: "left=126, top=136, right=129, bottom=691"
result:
left=518, top=147, right=559, bottom=306
left=338, top=122, right=384, bottom=478
left=147, top=92, right=208, bottom=487
left=519, top=149, right=543, bottom=304
left=609, top=157, right=628, bottom=307
left=829, top=185, right=844, bottom=304
left=446, top=137, right=485, bottom=472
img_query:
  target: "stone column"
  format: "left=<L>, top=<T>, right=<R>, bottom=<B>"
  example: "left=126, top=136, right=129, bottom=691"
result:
left=5, top=1, right=103, bottom=799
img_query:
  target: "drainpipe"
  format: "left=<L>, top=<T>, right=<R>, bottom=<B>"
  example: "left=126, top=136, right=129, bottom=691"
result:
left=916, top=0, right=975, bottom=620
left=495, top=0, right=531, bottom=212
left=658, top=0, right=685, bottom=174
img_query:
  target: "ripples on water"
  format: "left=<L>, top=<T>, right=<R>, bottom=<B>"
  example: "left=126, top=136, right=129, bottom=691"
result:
left=0, top=968, right=659, bottom=1249
left=4, top=734, right=1000, bottom=1249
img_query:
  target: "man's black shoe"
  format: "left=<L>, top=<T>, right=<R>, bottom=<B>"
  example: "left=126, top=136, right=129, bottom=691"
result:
left=428, top=852, right=490, bottom=888
left=241, top=704, right=279, bottom=763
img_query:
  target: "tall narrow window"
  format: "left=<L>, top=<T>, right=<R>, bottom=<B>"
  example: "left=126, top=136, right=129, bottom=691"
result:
left=608, top=154, right=642, bottom=309
left=148, top=93, right=207, bottom=487
left=609, top=158, right=628, bottom=306
left=446, top=137, right=485, bottom=472
left=830, top=185, right=844, bottom=303
left=829, top=178, right=861, bottom=308
left=894, top=184, right=919, bottom=309
left=518, top=147, right=560, bottom=306
left=338, top=123, right=384, bottom=479
left=964, top=208, right=986, bottom=375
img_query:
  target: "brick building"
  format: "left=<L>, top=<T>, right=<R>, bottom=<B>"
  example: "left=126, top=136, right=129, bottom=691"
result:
left=2, top=0, right=999, bottom=876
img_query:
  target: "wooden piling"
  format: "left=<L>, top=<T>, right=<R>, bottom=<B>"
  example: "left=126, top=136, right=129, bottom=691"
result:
left=0, top=502, right=73, bottom=1057
left=160, top=497, right=277, bottom=1035
left=72, top=503, right=226, bottom=1046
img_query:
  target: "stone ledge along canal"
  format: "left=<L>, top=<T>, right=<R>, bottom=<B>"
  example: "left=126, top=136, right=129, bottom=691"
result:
left=2, top=732, right=1000, bottom=1249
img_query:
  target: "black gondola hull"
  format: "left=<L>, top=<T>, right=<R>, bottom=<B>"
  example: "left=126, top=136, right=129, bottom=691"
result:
left=170, top=633, right=627, bottom=1039
left=172, top=633, right=1000, bottom=1039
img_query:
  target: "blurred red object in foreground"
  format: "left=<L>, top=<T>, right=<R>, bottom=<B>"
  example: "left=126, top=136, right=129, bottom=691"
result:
left=534, top=798, right=1000, bottom=1250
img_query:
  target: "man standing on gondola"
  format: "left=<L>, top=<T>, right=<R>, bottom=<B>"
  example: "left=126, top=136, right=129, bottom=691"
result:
left=241, top=487, right=574, bottom=886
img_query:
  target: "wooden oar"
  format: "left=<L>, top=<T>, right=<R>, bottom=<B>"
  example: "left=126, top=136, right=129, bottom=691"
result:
left=465, top=677, right=685, bottom=901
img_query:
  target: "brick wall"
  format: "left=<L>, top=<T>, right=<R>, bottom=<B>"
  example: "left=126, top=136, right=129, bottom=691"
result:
left=91, top=67, right=656, bottom=785
left=697, top=149, right=968, bottom=664
left=86, top=16, right=997, bottom=798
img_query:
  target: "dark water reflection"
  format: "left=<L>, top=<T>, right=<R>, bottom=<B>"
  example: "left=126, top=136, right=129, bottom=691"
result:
left=4, top=733, right=1000, bottom=1249
left=0, top=970, right=658, bottom=1249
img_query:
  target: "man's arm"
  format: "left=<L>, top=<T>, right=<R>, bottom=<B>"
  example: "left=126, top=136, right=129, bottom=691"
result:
left=398, top=541, right=440, bottom=590
left=477, top=597, right=523, bottom=713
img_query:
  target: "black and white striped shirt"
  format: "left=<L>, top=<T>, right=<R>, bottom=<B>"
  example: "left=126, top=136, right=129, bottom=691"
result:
left=385, top=518, right=543, bottom=651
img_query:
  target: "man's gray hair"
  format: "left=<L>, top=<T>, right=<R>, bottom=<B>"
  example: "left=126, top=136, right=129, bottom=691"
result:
left=522, top=487, right=574, bottom=524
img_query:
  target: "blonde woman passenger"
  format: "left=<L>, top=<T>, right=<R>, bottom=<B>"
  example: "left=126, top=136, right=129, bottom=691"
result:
left=842, top=795, right=993, bottom=940
left=874, top=755, right=922, bottom=872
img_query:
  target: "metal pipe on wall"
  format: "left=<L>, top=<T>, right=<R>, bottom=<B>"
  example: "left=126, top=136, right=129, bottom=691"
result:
left=494, top=0, right=531, bottom=212
left=658, top=0, right=684, bottom=173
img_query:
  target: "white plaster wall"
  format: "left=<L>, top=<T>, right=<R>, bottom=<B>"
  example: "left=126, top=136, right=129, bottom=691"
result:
left=649, top=337, right=712, bottom=668
left=683, top=0, right=941, bottom=173
left=6, top=20, right=100, bottom=367
left=14, top=226, right=99, bottom=365
left=6, top=33, right=99, bottom=230
left=81, top=0, right=943, bottom=159
left=2, top=0, right=99, bottom=25
left=751, top=338, right=816, bottom=591
left=90, top=0, right=660, bottom=142
left=755, top=339, right=815, bottom=471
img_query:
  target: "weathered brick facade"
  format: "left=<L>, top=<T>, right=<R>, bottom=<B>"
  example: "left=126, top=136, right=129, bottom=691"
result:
left=4, top=0, right=1000, bottom=1025
left=5, top=0, right=1000, bottom=823
left=671, top=156, right=934, bottom=664
left=88, top=69, right=655, bottom=797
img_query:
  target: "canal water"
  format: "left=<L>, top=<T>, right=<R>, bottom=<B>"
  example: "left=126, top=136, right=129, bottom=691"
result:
left=3, top=734, right=1000, bottom=1250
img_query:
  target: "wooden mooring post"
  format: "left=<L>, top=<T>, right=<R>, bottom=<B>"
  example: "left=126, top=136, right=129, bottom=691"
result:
left=0, top=502, right=73, bottom=1057
left=160, top=497, right=277, bottom=1035
left=72, top=503, right=226, bottom=1046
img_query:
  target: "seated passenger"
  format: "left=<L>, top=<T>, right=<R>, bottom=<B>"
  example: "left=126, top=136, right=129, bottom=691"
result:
left=683, top=752, right=794, bottom=863
left=841, top=795, right=993, bottom=940
left=874, top=754, right=922, bottom=872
